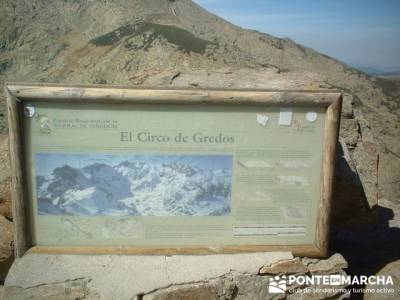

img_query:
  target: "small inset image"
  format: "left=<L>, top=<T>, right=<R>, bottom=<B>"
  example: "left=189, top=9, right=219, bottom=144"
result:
left=102, top=218, right=144, bottom=239
left=238, top=159, right=272, bottom=169
left=236, top=190, right=273, bottom=202
left=277, top=160, right=310, bottom=169
left=36, top=153, right=232, bottom=217
left=281, top=205, right=307, bottom=220
left=34, top=114, right=52, bottom=134
left=276, top=175, right=309, bottom=186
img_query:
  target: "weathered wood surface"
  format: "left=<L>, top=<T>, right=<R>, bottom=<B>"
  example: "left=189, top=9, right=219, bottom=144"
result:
left=28, top=244, right=322, bottom=257
left=5, top=84, right=342, bottom=257
left=8, top=83, right=341, bottom=106
left=5, top=87, right=31, bottom=257
left=315, top=96, right=342, bottom=256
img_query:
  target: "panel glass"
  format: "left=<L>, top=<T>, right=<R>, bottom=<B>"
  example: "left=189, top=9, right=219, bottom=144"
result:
left=23, top=102, right=325, bottom=247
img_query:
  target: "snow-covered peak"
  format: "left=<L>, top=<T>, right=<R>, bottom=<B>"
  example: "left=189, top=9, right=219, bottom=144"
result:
left=37, top=158, right=232, bottom=217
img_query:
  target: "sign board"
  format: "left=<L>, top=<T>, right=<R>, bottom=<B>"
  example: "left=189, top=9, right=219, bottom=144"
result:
left=5, top=84, right=341, bottom=257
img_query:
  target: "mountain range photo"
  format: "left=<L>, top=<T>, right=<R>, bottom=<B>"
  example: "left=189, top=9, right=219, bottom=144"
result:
left=35, top=153, right=232, bottom=217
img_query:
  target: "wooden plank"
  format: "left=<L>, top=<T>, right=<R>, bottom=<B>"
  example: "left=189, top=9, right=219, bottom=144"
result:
left=27, top=244, right=323, bottom=257
left=7, top=81, right=341, bottom=93
left=7, top=84, right=341, bottom=106
left=314, top=95, right=342, bottom=256
left=5, top=87, right=30, bottom=257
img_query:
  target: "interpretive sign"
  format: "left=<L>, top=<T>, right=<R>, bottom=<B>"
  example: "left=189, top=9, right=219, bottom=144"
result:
left=5, top=84, right=341, bottom=257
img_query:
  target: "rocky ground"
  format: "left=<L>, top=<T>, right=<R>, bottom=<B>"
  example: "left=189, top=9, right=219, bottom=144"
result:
left=1, top=252, right=350, bottom=299
left=0, top=0, right=399, bottom=298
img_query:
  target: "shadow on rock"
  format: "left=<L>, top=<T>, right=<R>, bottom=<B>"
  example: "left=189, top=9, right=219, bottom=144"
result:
left=331, top=204, right=400, bottom=299
left=331, top=141, right=400, bottom=276
left=331, top=205, right=400, bottom=276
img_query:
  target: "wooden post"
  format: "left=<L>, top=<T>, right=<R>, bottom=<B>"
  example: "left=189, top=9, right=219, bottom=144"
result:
left=5, top=87, right=30, bottom=257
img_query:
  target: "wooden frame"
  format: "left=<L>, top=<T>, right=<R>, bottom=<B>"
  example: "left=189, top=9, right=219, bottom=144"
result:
left=5, top=83, right=342, bottom=258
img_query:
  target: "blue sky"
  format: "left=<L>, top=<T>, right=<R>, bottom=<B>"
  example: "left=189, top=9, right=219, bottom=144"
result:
left=194, top=0, right=400, bottom=72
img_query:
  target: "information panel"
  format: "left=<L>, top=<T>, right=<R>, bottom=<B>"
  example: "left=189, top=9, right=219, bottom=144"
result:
left=23, top=103, right=325, bottom=247
left=6, top=85, right=341, bottom=256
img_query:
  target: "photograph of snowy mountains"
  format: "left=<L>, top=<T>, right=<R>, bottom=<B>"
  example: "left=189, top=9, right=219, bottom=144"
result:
left=35, top=153, right=232, bottom=216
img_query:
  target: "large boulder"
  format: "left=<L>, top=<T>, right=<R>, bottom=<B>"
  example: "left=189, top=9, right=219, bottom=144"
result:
left=364, top=260, right=400, bottom=300
left=3, top=252, right=349, bottom=299
left=0, top=215, right=13, bottom=282
left=0, top=134, right=13, bottom=282
left=0, top=134, right=11, bottom=220
left=331, top=99, right=380, bottom=228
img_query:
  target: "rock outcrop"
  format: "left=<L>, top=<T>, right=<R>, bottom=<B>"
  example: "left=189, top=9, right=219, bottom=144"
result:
left=0, top=135, right=12, bottom=283
left=0, top=0, right=399, bottom=297
left=3, top=252, right=351, bottom=300
left=364, top=260, right=400, bottom=300
left=0, top=215, right=13, bottom=283
left=0, top=135, right=11, bottom=220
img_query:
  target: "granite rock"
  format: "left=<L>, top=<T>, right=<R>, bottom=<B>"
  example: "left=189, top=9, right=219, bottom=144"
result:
left=0, top=215, right=13, bottom=282
left=2, top=278, right=97, bottom=300
left=259, top=257, right=308, bottom=275
left=4, top=252, right=293, bottom=299
left=305, top=254, right=348, bottom=275
left=143, top=284, right=219, bottom=300
left=340, top=119, right=359, bottom=148
left=341, top=94, right=354, bottom=119
left=0, top=135, right=11, bottom=220
left=364, top=260, right=400, bottom=300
